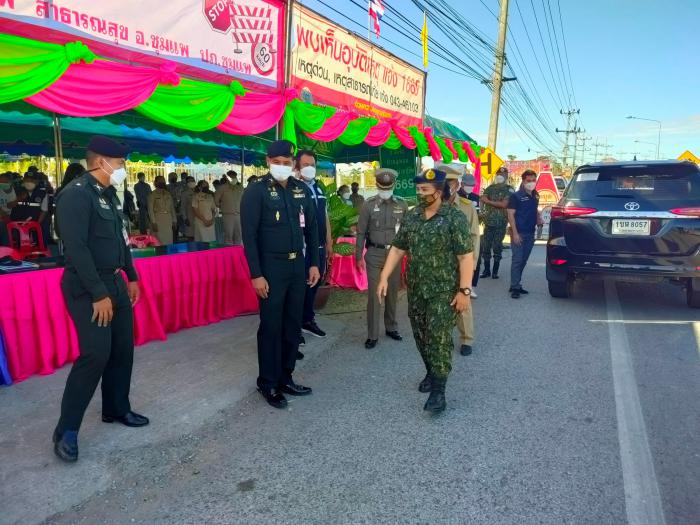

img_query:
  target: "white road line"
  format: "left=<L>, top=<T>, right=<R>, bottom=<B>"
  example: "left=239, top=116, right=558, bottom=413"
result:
left=605, top=280, right=666, bottom=525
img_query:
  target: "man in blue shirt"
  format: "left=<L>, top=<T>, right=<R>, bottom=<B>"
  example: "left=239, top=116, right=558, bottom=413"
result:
left=507, top=169, right=542, bottom=299
left=295, top=150, right=333, bottom=349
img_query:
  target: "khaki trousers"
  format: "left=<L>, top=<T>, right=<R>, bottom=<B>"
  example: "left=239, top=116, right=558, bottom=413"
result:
left=222, top=213, right=242, bottom=245
left=365, top=247, right=401, bottom=340
left=153, top=213, right=173, bottom=245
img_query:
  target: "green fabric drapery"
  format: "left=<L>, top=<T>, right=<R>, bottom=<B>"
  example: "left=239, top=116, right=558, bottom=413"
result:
left=0, top=33, right=95, bottom=104
left=454, top=141, right=469, bottom=162
left=338, top=117, right=378, bottom=146
left=434, top=136, right=453, bottom=164
left=408, top=126, right=429, bottom=157
left=381, top=130, right=402, bottom=150
left=281, top=99, right=337, bottom=147
left=135, top=79, right=246, bottom=132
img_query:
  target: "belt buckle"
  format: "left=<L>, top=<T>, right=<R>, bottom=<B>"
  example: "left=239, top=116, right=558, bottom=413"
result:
left=288, top=252, right=297, bottom=260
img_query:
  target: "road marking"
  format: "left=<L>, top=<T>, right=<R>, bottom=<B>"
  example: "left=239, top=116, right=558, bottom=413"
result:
left=604, top=280, right=666, bottom=525
left=693, top=322, right=700, bottom=358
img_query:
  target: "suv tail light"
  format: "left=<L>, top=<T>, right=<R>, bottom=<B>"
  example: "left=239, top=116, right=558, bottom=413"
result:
left=550, top=206, right=597, bottom=219
left=670, top=207, right=700, bottom=217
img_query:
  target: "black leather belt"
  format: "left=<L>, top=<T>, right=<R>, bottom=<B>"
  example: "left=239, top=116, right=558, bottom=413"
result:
left=367, top=241, right=391, bottom=250
left=264, top=251, right=301, bottom=260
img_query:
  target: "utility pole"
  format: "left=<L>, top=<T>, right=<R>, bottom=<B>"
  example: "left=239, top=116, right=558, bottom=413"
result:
left=578, top=135, right=592, bottom=165
left=592, top=138, right=607, bottom=162
left=556, top=109, right=580, bottom=171
left=487, top=0, right=510, bottom=151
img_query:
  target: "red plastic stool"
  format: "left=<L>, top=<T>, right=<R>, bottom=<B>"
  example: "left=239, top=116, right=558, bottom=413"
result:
left=6, top=221, right=50, bottom=258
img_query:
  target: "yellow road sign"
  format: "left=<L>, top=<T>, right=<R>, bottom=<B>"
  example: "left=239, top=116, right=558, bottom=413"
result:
left=678, top=150, right=700, bottom=164
left=479, top=147, right=504, bottom=180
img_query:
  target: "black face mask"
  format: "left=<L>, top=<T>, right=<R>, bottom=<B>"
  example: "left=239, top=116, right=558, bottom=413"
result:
left=418, top=191, right=439, bottom=208
left=156, top=182, right=167, bottom=189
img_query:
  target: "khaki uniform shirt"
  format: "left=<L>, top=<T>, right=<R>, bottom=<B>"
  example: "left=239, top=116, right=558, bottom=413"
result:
left=215, top=182, right=243, bottom=214
left=355, top=195, right=408, bottom=261
left=192, top=192, right=217, bottom=222
left=147, top=188, right=176, bottom=224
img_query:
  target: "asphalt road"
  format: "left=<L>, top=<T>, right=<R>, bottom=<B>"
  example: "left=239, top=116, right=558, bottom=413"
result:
left=2, top=245, right=698, bottom=524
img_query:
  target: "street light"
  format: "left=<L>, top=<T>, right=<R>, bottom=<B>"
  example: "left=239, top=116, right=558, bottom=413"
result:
left=626, top=116, right=662, bottom=160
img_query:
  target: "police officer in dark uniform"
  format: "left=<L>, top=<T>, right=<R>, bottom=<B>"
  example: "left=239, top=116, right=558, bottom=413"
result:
left=241, top=140, right=321, bottom=409
left=53, top=136, right=148, bottom=463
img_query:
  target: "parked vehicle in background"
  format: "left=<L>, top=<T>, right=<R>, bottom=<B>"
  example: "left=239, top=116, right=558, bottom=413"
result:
left=546, top=160, right=700, bottom=307
left=554, top=176, right=568, bottom=193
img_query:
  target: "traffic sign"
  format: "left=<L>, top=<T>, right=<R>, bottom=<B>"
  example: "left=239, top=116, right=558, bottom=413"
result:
left=479, top=147, right=504, bottom=180
left=678, top=150, right=700, bottom=164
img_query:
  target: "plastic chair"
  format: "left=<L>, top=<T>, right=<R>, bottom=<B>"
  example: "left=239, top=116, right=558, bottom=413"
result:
left=0, top=246, right=21, bottom=259
left=6, top=221, right=50, bottom=258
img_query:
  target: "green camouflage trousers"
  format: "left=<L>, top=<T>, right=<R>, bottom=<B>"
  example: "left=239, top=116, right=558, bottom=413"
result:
left=480, top=224, right=507, bottom=264
left=407, top=290, right=457, bottom=379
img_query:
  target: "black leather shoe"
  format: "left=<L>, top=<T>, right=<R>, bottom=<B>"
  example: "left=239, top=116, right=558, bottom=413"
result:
left=460, top=344, right=473, bottom=356
left=258, top=388, right=288, bottom=409
left=518, top=287, right=529, bottom=294
left=102, top=411, right=150, bottom=427
left=511, top=289, right=521, bottom=299
left=299, top=336, right=306, bottom=347
left=418, top=373, right=432, bottom=393
left=280, top=381, right=312, bottom=396
left=297, top=351, right=305, bottom=360
left=480, top=269, right=491, bottom=278
left=302, top=321, right=326, bottom=338
left=385, top=330, right=402, bottom=341
left=365, top=339, right=378, bottom=349
left=53, top=429, right=78, bottom=462
left=424, top=378, right=446, bottom=414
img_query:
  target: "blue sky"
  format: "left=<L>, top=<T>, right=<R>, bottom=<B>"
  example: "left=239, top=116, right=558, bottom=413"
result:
left=300, top=0, right=699, bottom=162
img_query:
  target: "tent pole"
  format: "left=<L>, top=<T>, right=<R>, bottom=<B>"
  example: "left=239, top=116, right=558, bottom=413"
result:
left=52, top=112, right=64, bottom=185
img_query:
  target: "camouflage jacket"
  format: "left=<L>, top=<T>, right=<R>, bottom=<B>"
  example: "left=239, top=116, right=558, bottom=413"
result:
left=392, top=203, right=472, bottom=298
left=481, top=183, right=513, bottom=227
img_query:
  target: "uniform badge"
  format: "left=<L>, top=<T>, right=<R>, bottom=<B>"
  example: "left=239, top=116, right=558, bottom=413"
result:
left=270, top=190, right=278, bottom=197
left=275, top=211, right=280, bottom=221
left=425, top=169, right=435, bottom=180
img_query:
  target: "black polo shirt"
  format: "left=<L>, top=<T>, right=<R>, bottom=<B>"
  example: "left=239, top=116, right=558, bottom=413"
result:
left=507, top=188, right=539, bottom=234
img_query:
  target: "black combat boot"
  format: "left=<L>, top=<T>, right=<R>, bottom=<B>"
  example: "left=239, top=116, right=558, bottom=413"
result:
left=492, top=260, right=501, bottom=279
left=423, top=377, right=446, bottom=413
left=480, top=259, right=491, bottom=278
left=418, top=372, right=432, bottom=393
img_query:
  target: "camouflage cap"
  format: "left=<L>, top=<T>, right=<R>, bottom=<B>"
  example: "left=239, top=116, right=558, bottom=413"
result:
left=375, top=168, right=398, bottom=189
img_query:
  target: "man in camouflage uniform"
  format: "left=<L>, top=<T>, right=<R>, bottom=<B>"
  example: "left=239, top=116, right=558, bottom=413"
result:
left=479, top=166, right=513, bottom=279
left=377, top=169, right=473, bottom=414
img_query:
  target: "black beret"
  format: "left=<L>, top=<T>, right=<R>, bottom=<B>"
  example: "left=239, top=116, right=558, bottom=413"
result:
left=87, top=135, right=129, bottom=158
left=267, top=139, right=295, bottom=158
left=414, top=168, right=447, bottom=185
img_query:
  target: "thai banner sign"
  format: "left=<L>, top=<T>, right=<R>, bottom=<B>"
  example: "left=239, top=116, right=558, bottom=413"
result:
left=0, top=0, right=285, bottom=90
left=290, top=3, right=425, bottom=128
left=381, top=147, right=418, bottom=200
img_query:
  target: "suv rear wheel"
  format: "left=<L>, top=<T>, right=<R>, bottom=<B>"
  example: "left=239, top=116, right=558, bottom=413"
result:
left=548, top=278, right=572, bottom=298
left=687, top=279, right=700, bottom=308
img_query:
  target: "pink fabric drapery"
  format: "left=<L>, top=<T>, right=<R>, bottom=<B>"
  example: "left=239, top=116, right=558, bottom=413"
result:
left=25, top=61, right=180, bottom=117
left=423, top=127, right=442, bottom=161
left=443, top=138, right=458, bottom=158
left=463, top=142, right=483, bottom=193
left=306, top=110, right=357, bottom=141
left=390, top=122, right=417, bottom=149
left=217, top=88, right=297, bottom=136
left=329, top=237, right=368, bottom=291
left=0, top=247, right=258, bottom=384
left=364, top=120, right=392, bottom=146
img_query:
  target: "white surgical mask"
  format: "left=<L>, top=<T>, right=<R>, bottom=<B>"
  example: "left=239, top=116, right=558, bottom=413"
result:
left=270, top=164, right=293, bottom=182
left=300, top=166, right=316, bottom=181
left=524, top=181, right=537, bottom=191
left=378, top=189, right=393, bottom=200
left=103, top=160, right=127, bottom=186
left=23, top=182, right=36, bottom=191
left=187, top=181, right=197, bottom=189
left=341, top=191, right=351, bottom=200
left=464, top=185, right=474, bottom=193
left=495, top=175, right=506, bottom=184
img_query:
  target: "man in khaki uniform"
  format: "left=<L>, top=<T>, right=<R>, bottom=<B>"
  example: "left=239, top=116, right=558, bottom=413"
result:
left=148, top=175, right=176, bottom=245
left=355, top=169, right=408, bottom=349
left=192, top=181, right=217, bottom=242
left=442, top=165, right=480, bottom=356
left=215, top=171, right=243, bottom=245
left=180, top=176, right=196, bottom=240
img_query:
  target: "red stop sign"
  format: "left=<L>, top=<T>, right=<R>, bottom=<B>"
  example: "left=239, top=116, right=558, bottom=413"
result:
left=204, top=0, right=232, bottom=33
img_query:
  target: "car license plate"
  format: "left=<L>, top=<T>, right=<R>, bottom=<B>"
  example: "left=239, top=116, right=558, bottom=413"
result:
left=612, top=219, right=650, bottom=236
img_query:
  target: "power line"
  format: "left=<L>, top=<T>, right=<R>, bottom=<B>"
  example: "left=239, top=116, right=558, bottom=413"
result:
left=555, top=0, right=577, bottom=107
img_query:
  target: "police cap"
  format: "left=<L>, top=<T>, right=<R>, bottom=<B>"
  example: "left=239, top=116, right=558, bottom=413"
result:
left=375, top=168, right=398, bottom=189
left=462, top=173, right=476, bottom=186
left=86, top=135, right=129, bottom=159
left=414, top=168, right=446, bottom=184
left=267, top=139, right=295, bottom=158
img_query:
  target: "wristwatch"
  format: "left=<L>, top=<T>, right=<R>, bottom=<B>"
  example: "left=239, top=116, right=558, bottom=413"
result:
left=459, top=287, right=472, bottom=296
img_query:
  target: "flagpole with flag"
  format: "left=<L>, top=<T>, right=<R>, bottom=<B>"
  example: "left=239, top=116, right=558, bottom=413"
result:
left=421, top=11, right=429, bottom=69
left=368, top=0, right=384, bottom=39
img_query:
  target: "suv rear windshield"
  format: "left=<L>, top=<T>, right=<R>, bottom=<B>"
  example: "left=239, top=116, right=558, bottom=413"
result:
left=565, top=164, right=700, bottom=201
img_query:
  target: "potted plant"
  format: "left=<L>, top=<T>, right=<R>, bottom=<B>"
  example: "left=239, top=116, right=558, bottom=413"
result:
left=313, top=180, right=359, bottom=310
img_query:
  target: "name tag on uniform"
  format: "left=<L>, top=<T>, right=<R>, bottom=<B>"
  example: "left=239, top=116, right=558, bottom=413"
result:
left=122, top=227, right=129, bottom=246
left=299, top=206, right=305, bottom=228
left=293, top=193, right=305, bottom=199
left=373, top=205, right=380, bottom=212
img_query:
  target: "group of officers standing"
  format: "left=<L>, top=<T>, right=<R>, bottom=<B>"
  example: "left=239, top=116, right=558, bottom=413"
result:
left=50, top=134, right=529, bottom=463
left=133, top=170, right=244, bottom=246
